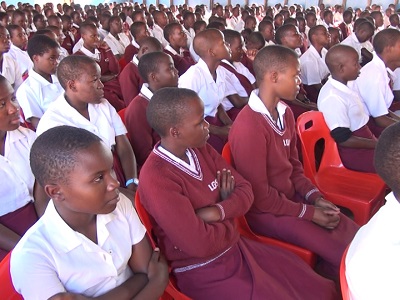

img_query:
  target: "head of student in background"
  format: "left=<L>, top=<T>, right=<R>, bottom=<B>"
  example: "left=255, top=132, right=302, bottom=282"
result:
left=27, top=34, right=60, bottom=75
left=308, top=25, right=331, bottom=49
left=328, top=27, right=341, bottom=48
left=223, top=29, right=244, bottom=62
left=275, top=24, right=303, bottom=50
left=325, top=44, right=360, bottom=83
left=258, top=20, right=275, bottom=42
left=193, top=28, right=231, bottom=62
left=7, top=24, right=27, bottom=50
left=373, top=28, right=400, bottom=71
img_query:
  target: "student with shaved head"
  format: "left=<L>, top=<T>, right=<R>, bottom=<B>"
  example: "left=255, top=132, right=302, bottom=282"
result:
left=318, top=44, right=376, bottom=173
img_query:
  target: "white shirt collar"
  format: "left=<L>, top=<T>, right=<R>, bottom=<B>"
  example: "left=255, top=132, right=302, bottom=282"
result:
left=139, top=83, right=153, bottom=100
left=131, top=37, right=139, bottom=49
left=79, top=46, right=100, bottom=61
left=132, top=54, right=139, bottom=65
left=327, top=77, right=356, bottom=95
left=28, top=68, right=60, bottom=87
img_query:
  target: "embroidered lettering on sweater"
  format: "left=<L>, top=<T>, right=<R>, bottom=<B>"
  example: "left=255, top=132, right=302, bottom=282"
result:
left=283, top=139, right=291, bottom=147
left=208, top=179, right=218, bottom=191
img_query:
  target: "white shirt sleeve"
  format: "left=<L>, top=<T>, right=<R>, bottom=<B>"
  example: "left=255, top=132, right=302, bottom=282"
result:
left=118, top=194, right=146, bottom=245
left=318, top=95, right=351, bottom=130
left=16, top=82, right=45, bottom=120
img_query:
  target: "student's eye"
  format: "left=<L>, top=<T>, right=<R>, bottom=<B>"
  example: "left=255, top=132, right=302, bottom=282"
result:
left=0, top=101, right=5, bottom=108
left=11, top=96, right=17, bottom=102
left=94, top=174, right=104, bottom=182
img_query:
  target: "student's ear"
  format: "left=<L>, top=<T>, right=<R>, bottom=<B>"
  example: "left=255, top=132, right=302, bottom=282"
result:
left=149, top=71, right=157, bottom=83
left=45, top=184, right=64, bottom=202
left=32, top=54, right=40, bottom=64
left=67, top=79, right=77, bottom=92
left=140, top=46, right=149, bottom=56
left=270, top=70, right=278, bottom=83
left=169, top=126, right=180, bottom=138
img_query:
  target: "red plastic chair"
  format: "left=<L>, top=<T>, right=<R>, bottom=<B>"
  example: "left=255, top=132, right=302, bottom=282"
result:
left=118, top=108, right=126, bottom=125
left=134, top=194, right=192, bottom=300
left=340, top=246, right=350, bottom=300
left=0, top=252, right=23, bottom=300
left=222, top=143, right=316, bottom=267
left=296, top=111, right=386, bottom=225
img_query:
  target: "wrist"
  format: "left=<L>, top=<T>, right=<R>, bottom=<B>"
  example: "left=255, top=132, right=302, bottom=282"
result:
left=126, top=178, right=139, bottom=187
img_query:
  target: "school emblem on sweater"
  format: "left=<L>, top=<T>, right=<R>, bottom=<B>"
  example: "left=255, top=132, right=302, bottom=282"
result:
left=208, top=179, right=218, bottom=191
left=283, top=139, right=291, bottom=147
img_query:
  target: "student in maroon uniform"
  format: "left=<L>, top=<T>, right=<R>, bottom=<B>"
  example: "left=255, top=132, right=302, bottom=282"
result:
left=139, top=86, right=338, bottom=300
left=123, top=21, right=151, bottom=64
left=75, top=23, right=125, bottom=112
left=119, top=37, right=162, bottom=106
left=229, top=45, right=359, bottom=280
left=125, top=51, right=178, bottom=169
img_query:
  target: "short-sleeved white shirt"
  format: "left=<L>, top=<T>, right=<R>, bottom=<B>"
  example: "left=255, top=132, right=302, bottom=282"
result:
left=393, top=67, right=400, bottom=91
left=341, top=34, right=363, bottom=62
left=353, top=54, right=394, bottom=118
left=178, top=59, right=237, bottom=117
left=8, top=44, right=33, bottom=75
left=11, top=195, right=147, bottom=300
left=346, top=192, right=400, bottom=300
left=0, top=127, right=36, bottom=216
left=2, top=53, right=23, bottom=90
left=36, top=94, right=127, bottom=149
left=16, top=69, right=63, bottom=121
left=318, top=77, right=369, bottom=132
left=151, top=24, right=168, bottom=48
left=104, top=32, right=130, bottom=56
left=300, top=45, right=329, bottom=85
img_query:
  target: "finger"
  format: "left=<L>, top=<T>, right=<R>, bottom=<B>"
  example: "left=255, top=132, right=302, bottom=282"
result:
left=217, top=170, right=221, bottom=185
left=229, top=175, right=235, bottom=190
left=152, top=248, right=161, bottom=261
left=225, top=169, right=231, bottom=188
left=221, top=169, right=228, bottom=189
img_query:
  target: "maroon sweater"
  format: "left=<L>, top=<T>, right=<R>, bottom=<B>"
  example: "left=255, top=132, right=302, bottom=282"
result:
left=119, top=61, right=144, bottom=106
left=164, top=49, right=195, bottom=76
left=125, top=93, right=160, bottom=168
left=139, top=144, right=254, bottom=268
left=229, top=102, right=321, bottom=221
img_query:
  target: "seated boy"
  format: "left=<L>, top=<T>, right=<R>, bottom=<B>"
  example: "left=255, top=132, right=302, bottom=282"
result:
left=10, top=125, right=169, bottom=299
left=139, top=86, right=338, bottom=300
left=7, top=24, right=32, bottom=77
left=123, top=21, right=151, bottom=63
left=75, top=23, right=125, bottom=112
left=163, top=22, right=195, bottom=76
left=318, top=45, right=376, bottom=173
left=258, top=20, right=275, bottom=45
left=346, top=122, right=400, bottom=300
left=353, top=28, right=400, bottom=137
left=300, top=25, right=330, bottom=102
left=119, top=37, right=162, bottom=106
left=16, top=34, right=63, bottom=129
left=125, top=52, right=178, bottom=169
left=179, top=29, right=237, bottom=153
left=103, top=16, right=131, bottom=59
left=229, top=45, right=359, bottom=279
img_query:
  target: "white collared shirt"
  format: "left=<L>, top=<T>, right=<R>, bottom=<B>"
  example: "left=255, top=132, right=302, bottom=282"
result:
left=182, top=26, right=195, bottom=48
left=72, top=38, right=84, bottom=54
left=36, top=94, right=127, bottom=149
left=0, top=127, right=36, bottom=216
left=16, top=69, right=64, bottom=121
left=132, top=54, right=139, bottom=65
left=248, top=89, right=287, bottom=130
left=346, top=192, right=400, bottom=300
left=233, top=61, right=256, bottom=84
left=300, top=45, right=329, bottom=85
left=11, top=195, right=146, bottom=299
left=139, top=83, right=153, bottom=100
left=151, top=24, right=168, bottom=48
left=79, top=46, right=101, bottom=61
left=104, top=32, right=130, bottom=56
left=341, top=34, right=363, bottom=62
left=178, top=59, right=236, bottom=117
left=318, top=77, right=369, bottom=131
left=353, top=54, right=394, bottom=117
left=2, top=53, right=23, bottom=90
left=8, top=44, right=33, bottom=75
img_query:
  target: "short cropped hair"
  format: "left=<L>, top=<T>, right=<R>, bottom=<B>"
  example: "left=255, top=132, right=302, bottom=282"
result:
left=138, top=51, right=170, bottom=82
left=147, top=87, right=199, bottom=137
left=130, top=21, right=146, bottom=38
left=253, top=44, right=298, bottom=81
left=275, top=24, right=296, bottom=45
left=373, top=28, right=400, bottom=54
left=27, top=34, right=59, bottom=60
left=258, top=20, right=273, bottom=32
left=30, top=126, right=102, bottom=186
left=57, top=55, right=96, bottom=89
left=163, top=22, right=181, bottom=42
left=374, top=122, right=400, bottom=194
left=6, top=24, right=20, bottom=37
left=223, top=29, right=241, bottom=45
left=246, top=31, right=265, bottom=49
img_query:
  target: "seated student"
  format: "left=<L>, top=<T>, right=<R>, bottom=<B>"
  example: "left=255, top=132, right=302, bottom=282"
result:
left=220, top=29, right=256, bottom=120
left=244, top=15, right=257, bottom=32
left=338, top=10, right=353, bottom=40
left=10, top=9, right=28, bottom=35
left=189, top=20, right=206, bottom=62
left=305, top=11, right=317, bottom=37
left=300, top=25, right=330, bottom=102
left=229, top=45, right=359, bottom=280
left=345, top=123, right=400, bottom=300
left=31, top=13, right=46, bottom=38
left=10, top=126, right=169, bottom=299
left=388, top=13, right=400, bottom=30
left=353, top=28, right=400, bottom=137
left=16, top=34, right=63, bottom=129
left=328, top=27, right=341, bottom=48
left=7, top=24, right=32, bottom=77
left=119, top=37, right=162, bottom=106
left=123, top=21, right=151, bottom=64
left=341, top=20, right=374, bottom=66
left=241, top=31, right=265, bottom=76
left=297, top=16, right=309, bottom=53
left=0, top=75, right=47, bottom=261
left=179, top=29, right=237, bottom=154
left=36, top=55, right=138, bottom=194
left=0, top=25, right=23, bottom=91
left=47, top=25, right=69, bottom=62
left=182, top=11, right=195, bottom=48
left=163, top=23, right=195, bottom=76
left=139, top=87, right=338, bottom=300
left=75, top=23, right=125, bottom=112
left=61, top=15, right=74, bottom=54
left=258, top=20, right=275, bottom=45
left=318, top=45, right=376, bottom=173
left=152, top=10, right=168, bottom=48
left=104, top=16, right=131, bottom=59
left=125, top=52, right=178, bottom=169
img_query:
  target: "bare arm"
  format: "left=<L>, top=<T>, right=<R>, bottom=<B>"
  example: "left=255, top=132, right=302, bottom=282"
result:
left=339, top=135, right=377, bottom=149
left=374, top=114, right=398, bottom=128
left=0, top=224, right=20, bottom=252
left=29, top=117, right=40, bottom=130
left=115, top=135, right=138, bottom=191
left=226, top=94, right=248, bottom=108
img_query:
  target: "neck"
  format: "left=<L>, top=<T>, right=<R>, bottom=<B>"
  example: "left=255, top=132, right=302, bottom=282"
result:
left=65, top=94, right=89, bottom=117
left=332, top=75, right=347, bottom=85
left=202, top=57, right=220, bottom=80
left=83, top=44, right=95, bottom=52
left=378, top=53, right=395, bottom=71
left=258, top=84, right=281, bottom=115
left=312, top=43, right=324, bottom=55
left=33, top=67, right=52, bottom=82
left=170, top=43, right=180, bottom=53
left=160, top=139, right=188, bottom=162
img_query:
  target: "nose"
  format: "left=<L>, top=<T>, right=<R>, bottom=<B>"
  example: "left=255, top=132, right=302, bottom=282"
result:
left=204, top=119, right=210, bottom=129
left=108, top=169, right=120, bottom=190
left=7, top=99, right=19, bottom=114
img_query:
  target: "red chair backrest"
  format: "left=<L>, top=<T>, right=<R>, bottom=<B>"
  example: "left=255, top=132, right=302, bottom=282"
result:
left=0, top=252, right=23, bottom=300
left=296, top=111, right=344, bottom=182
left=340, top=246, right=350, bottom=300
left=222, top=142, right=235, bottom=167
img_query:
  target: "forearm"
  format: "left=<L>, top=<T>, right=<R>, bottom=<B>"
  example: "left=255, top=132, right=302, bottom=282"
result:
left=0, top=223, right=20, bottom=251
left=339, top=135, right=377, bottom=149
left=217, top=105, right=233, bottom=126
left=29, top=116, right=40, bottom=129
left=227, top=94, right=248, bottom=108
left=388, top=110, right=400, bottom=121
left=115, top=135, right=138, bottom=182
left=374, top=115, right=398, bottom=128
left=101, top=74, right=118, bottom=83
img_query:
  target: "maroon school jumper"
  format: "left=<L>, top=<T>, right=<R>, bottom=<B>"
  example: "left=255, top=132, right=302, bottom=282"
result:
left=75, top=48, right=125, bottom=112
left=119, top=60, right=144, bottom=106
left=125, top=92, right=160, bottom=169
left=139, top=143, right=338, bottom=300
left=338, top=125, right=376, bottom=173
left=229, top=100, right=359, bottom=279
left=123, top=44, right=138, bottom=63
left=164, top=49, right=195, bottom=76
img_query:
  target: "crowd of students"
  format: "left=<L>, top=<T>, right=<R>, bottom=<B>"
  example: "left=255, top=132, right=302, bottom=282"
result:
left=1, top=0, right=400, bottom=299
